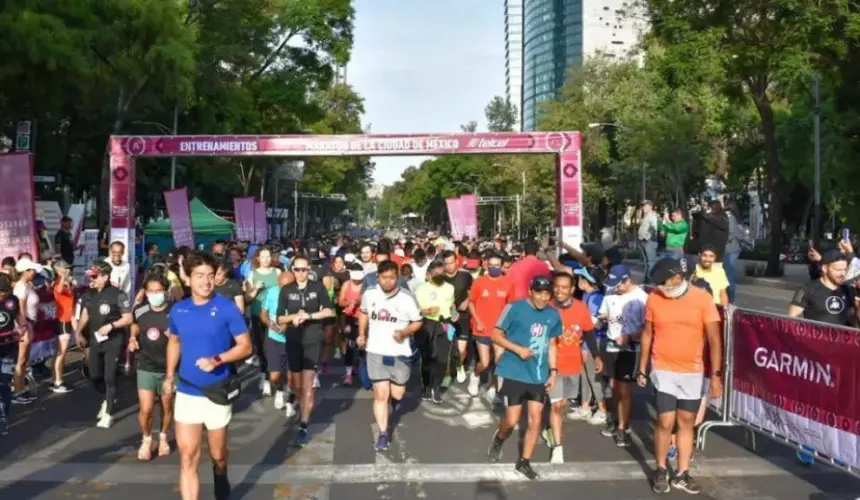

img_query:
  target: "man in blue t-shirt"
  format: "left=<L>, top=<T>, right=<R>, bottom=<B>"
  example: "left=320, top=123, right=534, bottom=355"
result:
left=488, top=275, right=562, bottom=480
left=164, top=252, right=253, bottom=500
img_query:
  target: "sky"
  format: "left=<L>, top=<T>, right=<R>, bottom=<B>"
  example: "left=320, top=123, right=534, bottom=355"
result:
left=347, top=0, right=506, bottom=187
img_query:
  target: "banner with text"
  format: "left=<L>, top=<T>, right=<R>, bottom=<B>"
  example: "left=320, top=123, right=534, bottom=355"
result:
left=556, top=150, right=583, bottom=250
left=233, top=197, right=256, bottom=241
left=254, top=201, right=267, bottom=244
left=163, top=188, right=194, bottom=248
left=459, top=194, right=478, bottom=239
left=0, top=153, right=38, bottom=260
left=730, top=310, right=860, bottom=470
left=446, top=198, right=465, bottom=241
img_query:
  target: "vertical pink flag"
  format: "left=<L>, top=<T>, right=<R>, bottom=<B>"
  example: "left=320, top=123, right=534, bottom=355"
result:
left=446, top=198, right=465, bottom=240
left=163, top=188, right=195, bottom=248
left=0, top=153, right=38, bottom=261
left=233, top=197, right=256, bottom=241
left=459, top=194, right=478, bottom=239
left=254, top=201, right=268, bottom=244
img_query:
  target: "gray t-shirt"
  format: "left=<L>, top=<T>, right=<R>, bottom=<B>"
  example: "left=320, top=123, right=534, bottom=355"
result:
left=638, top=212, right=659, bottom=241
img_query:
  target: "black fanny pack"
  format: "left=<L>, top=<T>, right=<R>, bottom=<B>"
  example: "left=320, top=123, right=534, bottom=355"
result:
left=179, top=368, right=242, bottom=406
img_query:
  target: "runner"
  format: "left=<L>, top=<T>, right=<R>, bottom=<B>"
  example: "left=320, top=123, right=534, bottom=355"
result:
left=129, top=271, right=173, bottom=460
left=276, top=254, right=335, bottom=447
left=337, top=263, right=365, bottom=385
left=244, top=246, right=281, bottom=391
left=164, top=251, right=252, bottom=500
left=639, top=258, right=723, bottom=494
left=50, top=259, right=76, bottom=393
left=0, top=273, right=27, bottom=436
left=260, top=270, right=297, bottom=415
left=214, top=261, right=245, bottom=313
left=12, top=258, right=40, bottom=404
left=441, top=250, right=473, bottom=384
left=487, top=276, right=562, bottom=480
left=599, top=264, right=648, bottom=446
left=357, top=260, right=423, bottom=451
left=74, top=261, right=134, bottom=428
left=415, top=261, right=456, bottom=403
left=570, top=267, right=609, bottom=425
left=105, top=241, right=132, bottom=296
left=546, top=271, right=601, bottom=463
left=467, top=252, right=513, bottom=400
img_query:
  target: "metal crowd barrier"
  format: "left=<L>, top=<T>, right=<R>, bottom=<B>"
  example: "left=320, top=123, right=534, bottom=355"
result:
left=695, top=305, right=860, bottom=480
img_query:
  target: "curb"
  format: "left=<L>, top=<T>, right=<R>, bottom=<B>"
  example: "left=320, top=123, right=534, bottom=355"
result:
left=624, top=259, right=803, bottom=291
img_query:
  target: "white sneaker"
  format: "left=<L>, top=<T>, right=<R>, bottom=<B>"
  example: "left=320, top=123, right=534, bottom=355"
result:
left=261, top=380, right=272, bottom=397
left=284, top=403, right=297, bottom=419
left=568, top=407, right=591, bottom=421
left=96, top=400, right=107, bottom=420
left=97, top=414, right=113, bottom=429
left=550, top=446, right=564, bottom=464
left=484, top=386, right=497, bottom=404
left=456, top=366, right=466, bottom=384
left=333, top=348, right=342, bottom=360
left=467, top=373, right=480, bottom=396
left=313, top=374, right=321, bottom=389
left=274, top=390, right=285, bottom=410
left=588, top=410, right=608, bottom=426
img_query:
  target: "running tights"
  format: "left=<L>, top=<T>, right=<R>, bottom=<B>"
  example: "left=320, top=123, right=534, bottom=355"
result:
left=88, top=338, right=123, bottom=414
left=0, top=372, right=11, bottom=421
left=250, top=316, right=269, bottom=374
left=419, top=320, right=453, bottom=390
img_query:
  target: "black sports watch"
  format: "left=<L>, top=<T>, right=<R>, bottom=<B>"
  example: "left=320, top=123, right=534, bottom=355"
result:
left=637, top=371, right=648, bottom=378
left=712, top=370, right=723, bottom=378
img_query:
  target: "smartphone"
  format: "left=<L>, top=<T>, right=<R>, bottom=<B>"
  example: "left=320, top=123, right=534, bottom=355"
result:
left=843, top=228, right=850, bottom=241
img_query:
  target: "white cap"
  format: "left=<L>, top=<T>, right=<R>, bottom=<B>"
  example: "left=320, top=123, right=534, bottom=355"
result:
left=344, top=253, right=356, bottom=263
left=15, top=258, right=43, bottom=274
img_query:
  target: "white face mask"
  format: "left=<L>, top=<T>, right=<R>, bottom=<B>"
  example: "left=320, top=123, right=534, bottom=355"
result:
left=349, top=271, right=364, bottom=281
left=658, top=280, right=689, bottom=299
left=147, top=292, right=167, bottom=307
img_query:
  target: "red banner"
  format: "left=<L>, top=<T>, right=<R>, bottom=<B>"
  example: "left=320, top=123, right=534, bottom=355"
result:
left=163, top=188, right=195, bottom=248
left=0, top=153, right=38, bottom=261
left=233, top=197, right=256, bottom=241
left=117, top=132, right=581, bottom=157
left=459, top=194, right=478, bottom=239
left=254, top=201, right=267, bottom=244
left=731, top=310, right=860, bottom=469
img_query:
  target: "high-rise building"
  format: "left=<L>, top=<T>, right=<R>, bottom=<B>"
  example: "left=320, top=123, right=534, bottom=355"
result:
left=504, top=0, right=524, bottom=131
left=520, top=0, right=646, bottom=130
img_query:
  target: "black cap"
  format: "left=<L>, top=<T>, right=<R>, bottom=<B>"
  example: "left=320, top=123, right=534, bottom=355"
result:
left=530, top=275, right=553, bottom=292
left=582, top=243, right=604, bottom=263
left=678, top=254, right=698, bottom=279
left=651, top=257, right=685, bottom=285
left=821, top=250, right=847, bottom=266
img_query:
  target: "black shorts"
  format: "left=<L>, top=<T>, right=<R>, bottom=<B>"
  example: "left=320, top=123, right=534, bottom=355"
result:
left=655, top=391, right=701, bottom=414
left=342, top=316, right=359, bottom=339
left=286, top=338, right=323, bottom=372
left=474, top=335, right=493, bottom=346
left=499, top=378, right=546, bottom=406
left=55, top=321, right=73, bottom=337
left=265, top=336, right=288, bottom=373
left=455, top=312, right=471, bottom=341
left=606, top=351, right=638, bottom=382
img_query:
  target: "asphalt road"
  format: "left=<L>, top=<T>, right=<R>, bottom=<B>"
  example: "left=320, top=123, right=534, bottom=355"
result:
left=1, top=280, right=859, bottom=500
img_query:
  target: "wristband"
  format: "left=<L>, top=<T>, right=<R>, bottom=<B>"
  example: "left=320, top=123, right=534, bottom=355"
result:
left=214, top=354, right=223, bottom=365
left=637, top=371, right=647, bottom=378
left=549, top=368, right=558, bottom=373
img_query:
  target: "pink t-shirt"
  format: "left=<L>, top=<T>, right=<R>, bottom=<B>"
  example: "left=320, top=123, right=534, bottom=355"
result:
left=507, top=255, right=552, bottom=301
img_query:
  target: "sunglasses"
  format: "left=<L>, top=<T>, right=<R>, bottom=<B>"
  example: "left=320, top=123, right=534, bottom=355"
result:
left=292, top=267, right=309, bottom=272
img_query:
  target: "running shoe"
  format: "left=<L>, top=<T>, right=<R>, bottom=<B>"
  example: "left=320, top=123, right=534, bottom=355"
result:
left=284, top=403, right=297, bottom=419
left=51, top=382, right=72, bottom=393
left=550, top=446, right=564, bottom=464
left=587, top=410, right=607, bottom=426
left=456, top=366, right=467, bottom=384
left=97, top=414, right=113, bottom=429
left=669, top=470, right=702, bottom=495
left=213, top=466, right=231, bottom=500
left=97, top=400, right=107, bottom=420
left=487, top=431, right=505, bottom=463
left=11, top=394, right=33, bottom=405
left=540, top=428, right=556, bottom=448
left=567, top=407, right=591, bottom=421
left=421, top=387, right=432, bottom=401
left=431, top=387, right=443, bottom=404
left=667, top=444, right=678, bottom=461
left=261, top=379, right=272, bottom=397
left=296, top=426, right=310, bottom=447
left=313, top=373, right=321, bottom=389
left=333, top=348, right=342, bottom=360
left=274, top=390, right=285, bottom=410
left=374, top=432, right=390, bottom=451
left=600, top=421, right=616, bottom=437
left=467, top=373, right=480, bottom=396
left=652, top=466, right=671, bottom=494
left=614, top=429, right=632, bottom=448
left=515, top=458, right=539, bottom=480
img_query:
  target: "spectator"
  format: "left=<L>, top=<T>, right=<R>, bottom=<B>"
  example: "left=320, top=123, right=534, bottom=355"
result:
left=695, top=200, right=729, bottom=262
left=659, top=208, right=689, bottom=260
left=638, top=200, right=660, bottom=283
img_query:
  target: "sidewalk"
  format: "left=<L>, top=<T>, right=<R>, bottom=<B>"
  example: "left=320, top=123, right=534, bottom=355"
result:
left=626, top=259, right=807, bottom=291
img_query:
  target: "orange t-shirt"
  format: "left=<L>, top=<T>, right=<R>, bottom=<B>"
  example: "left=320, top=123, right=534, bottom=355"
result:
left=553, top=300, right=595, bottom=376
left=645, top=286, right=720, bottom=373
left=53, top=282, right=75, bottom=323
left=469, top=275, right=514, bottom=337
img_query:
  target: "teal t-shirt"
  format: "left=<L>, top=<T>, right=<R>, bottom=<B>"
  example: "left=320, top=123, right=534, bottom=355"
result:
left=262, top=286, right=285, bottom=343
left=248, top=268, right=280, bottom=315
left=494, top=299, right=563, bottom=385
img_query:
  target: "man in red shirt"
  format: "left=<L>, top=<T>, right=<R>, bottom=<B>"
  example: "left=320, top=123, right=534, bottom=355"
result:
left=506, top=241, right=552, bottom=301
left=468, top=253, right=514, bottom=400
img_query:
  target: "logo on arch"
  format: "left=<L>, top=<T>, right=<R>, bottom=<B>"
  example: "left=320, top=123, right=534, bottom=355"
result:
left=563, top=163, right=578, bottom=178
left=113, top=167, right=128, bottom=182
left=544, top=133, right=571, bottom=152
left=124, top=137, right=147, bottom=156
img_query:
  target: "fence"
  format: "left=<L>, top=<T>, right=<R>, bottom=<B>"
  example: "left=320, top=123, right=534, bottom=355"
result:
left=697, top=304, right=860, bottom=479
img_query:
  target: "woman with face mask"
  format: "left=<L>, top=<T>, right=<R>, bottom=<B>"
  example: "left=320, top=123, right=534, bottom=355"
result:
left=337, top=263, right=364, bottom=385
left=128, top=272, right=174, bottom=460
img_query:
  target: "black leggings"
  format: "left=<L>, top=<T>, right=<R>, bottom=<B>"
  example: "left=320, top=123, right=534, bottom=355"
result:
left=250, top=315, right=268, bottom=374
left=418, top=320, right=454, bottom=390
left=88, top=338, right=123, bottom=414
left=343, top=316, right=359, bottom=369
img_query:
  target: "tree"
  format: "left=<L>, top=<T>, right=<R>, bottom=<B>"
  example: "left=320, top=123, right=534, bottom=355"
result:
left=484, top=96, right=518, bottom=132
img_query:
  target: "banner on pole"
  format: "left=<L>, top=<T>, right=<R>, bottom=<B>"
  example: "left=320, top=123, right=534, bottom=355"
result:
left=233, top=197, right=256, bottom=241
left=730, top=310, right=860, bottom=470
left=459, top=194, right=478, bottom=239
left=446, top=198, right=464, bottom=241
left=254, top=201, right=267, bottom=244
left=0, top=152, right=38, bottom=261
left=163, top=188, right=195, bottom=248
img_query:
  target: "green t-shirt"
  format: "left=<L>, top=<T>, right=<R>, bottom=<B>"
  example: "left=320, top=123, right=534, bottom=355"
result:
left=248, top=268, right=281, bottom=315
left=415, top=282, right=456, bottom=321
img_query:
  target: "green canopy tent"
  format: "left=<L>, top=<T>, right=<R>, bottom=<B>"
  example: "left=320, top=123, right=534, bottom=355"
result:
left=143, top=197, right=235, bottom=250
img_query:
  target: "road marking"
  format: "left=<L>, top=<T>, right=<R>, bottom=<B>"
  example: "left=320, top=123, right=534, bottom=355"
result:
left=0, top=456, right=843, bottom=485
left=23, top=428, right=91, bottom=460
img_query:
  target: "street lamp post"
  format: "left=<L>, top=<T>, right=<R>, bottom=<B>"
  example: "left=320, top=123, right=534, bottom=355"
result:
left=588, top=122, right=646, bottom=201
left=132, top=107, right=179, bottom=188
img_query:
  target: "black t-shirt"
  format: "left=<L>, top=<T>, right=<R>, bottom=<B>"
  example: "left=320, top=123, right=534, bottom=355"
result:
left=84, top=285, right=132, bottom=341
left=309, top=264, right=329, bottom=283
left=444, top=270, right=473, bottom=309
left=0, top=295, right=21, bottom=358
left=133, top=303, right=171, bottom=373
left=54, top=229, right=75, bottom=265
left=791, top=279, right=855, bottom=326
left=214, top=279, right=243, bottom=301
left=276, top=281, right=334, bottom=342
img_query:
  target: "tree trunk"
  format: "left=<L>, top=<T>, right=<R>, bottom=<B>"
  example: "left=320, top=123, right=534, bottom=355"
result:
left=753, top=95, right=784, bottom=276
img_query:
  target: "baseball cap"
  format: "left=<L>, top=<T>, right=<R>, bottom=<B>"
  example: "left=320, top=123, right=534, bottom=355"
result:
left=641, top=199, right=653, bottom=206
left=820, top=249, right=846, bottom=266
left=678, top=254, right=698, bottom=279
left=651, top=258, right=685, bottom=286
left=344, top=253, right=356, bottom=263
left=15, top=258, right=44, bottom=274
left=530, top=275, right=553, bottom=292
left=604, top=264, right=631, bottom=288
left=573, top=267, right=598, bottom=284
left=582, top=243, right=604, bottom=263
left=86, top=261, right=113, bottom=278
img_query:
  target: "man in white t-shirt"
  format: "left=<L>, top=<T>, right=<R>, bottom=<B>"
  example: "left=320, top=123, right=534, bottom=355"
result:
left=598, top=264, right=648, bottom=447
left=105, top=241, right=131, bottom=296
left=358, top=260, right=422, bottom=452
